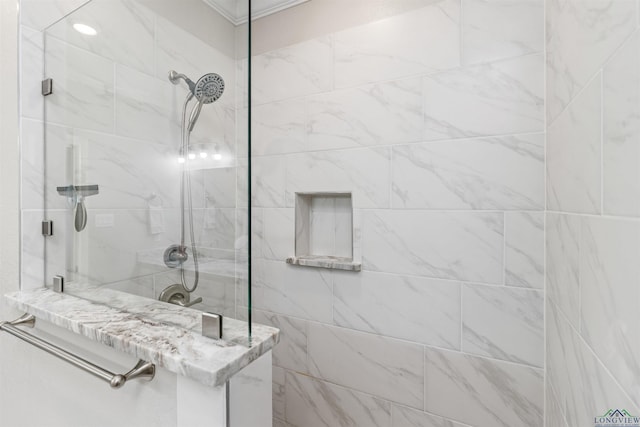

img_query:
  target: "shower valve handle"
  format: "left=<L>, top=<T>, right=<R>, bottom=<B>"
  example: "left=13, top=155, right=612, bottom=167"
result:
left=163, top=244, right=189, bottom=268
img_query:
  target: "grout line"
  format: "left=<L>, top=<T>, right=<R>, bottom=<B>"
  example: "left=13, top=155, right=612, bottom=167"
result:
left=503, top=212, right=507, bottom=286
left=545, top=210, right=640, bottom=221
left=600, top=71, right=604, bottom=215
left=459, top=283, right=464, bottom=351
left=577, top=216, right=583, bottom=336
left=252, top=51, right=544, bottom=108
left=252, top=304, right=544, bottom=371
left=542, top=0, right=548, bottom=422
left=459, top=0, right=464, bottom=66
left=250, top=130, right=547, bottom=159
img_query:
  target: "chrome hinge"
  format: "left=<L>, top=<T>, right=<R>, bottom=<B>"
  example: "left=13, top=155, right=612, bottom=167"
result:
left=42, top=220, right=53, bottom=236
left=41, top=78, right=53, bottom=96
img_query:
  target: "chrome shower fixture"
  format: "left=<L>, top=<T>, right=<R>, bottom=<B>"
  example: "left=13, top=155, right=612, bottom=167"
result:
left=193, top=73, right=225, bottom=104
left=169, top=70, right=225, bottom=104
left=160, top=70, right=226, bottom=304
left=168, top=70, right=196, bottom=91
left=169, top=70, right=225, bottom=131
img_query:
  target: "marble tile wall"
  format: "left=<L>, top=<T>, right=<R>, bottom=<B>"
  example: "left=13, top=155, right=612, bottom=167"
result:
left=546, top=0, right=640, bottom=425
left=18, top=0, right=243, bottom=316
left=252, top=1, right=546, bottom=426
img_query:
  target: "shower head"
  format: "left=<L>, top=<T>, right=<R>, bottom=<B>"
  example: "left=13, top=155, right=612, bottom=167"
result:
left=170, top=70, right=225, bottom=132
left=193, top=73, right=225, bottom=104
left=168, top=70, right=225, bottom=104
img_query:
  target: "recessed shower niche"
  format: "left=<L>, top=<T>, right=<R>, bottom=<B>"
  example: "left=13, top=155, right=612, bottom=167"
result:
left=286, top=192, right=361, bottom=271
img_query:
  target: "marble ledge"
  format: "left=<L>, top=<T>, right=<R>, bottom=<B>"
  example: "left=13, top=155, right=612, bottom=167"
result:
left=285, top=256, right=362, bottom=272
left=3, top=288, right=279, bottom=388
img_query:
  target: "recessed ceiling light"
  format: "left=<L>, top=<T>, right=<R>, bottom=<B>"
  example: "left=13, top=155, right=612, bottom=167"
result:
left=73, top=23, right=97, bottom=36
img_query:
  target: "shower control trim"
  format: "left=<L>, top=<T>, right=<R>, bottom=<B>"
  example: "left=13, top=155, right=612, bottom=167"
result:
left=164, top=244, right=188, bottom=268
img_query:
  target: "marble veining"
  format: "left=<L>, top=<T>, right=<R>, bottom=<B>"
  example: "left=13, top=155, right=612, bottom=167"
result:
left=286, top=371, right=391, bottom=427
left=4, top=288, right=279, bottom=387
left=285, top=256, right=361, bottom=272
left=424, top=348, right=543, bottom=427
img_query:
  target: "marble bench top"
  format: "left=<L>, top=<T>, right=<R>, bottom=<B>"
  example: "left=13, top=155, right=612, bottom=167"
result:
left=4, top=288, right=279, bottom=387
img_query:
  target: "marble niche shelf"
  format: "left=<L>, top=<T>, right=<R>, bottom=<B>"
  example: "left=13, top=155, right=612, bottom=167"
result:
left=3, top=288, right=279, bottom=387
left=286, top=255, right=362, bottom=271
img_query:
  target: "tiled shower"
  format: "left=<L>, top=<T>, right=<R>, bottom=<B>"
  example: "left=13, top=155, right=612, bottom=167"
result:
left=251, top=1, right=545, bottom=426
left=0, top=0, right=638, bottom=426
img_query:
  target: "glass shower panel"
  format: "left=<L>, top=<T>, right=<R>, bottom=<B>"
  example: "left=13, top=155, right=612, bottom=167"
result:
left=42, top=0, right=250, bottom=338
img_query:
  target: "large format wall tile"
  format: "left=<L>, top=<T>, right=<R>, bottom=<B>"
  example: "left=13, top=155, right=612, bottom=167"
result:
left=546, top=213, right=581, bottom=327
left=20, top=25, right=44, bottom=121
left=273, top=366, right=285, bottom=421
left=333, top=0, right=460, bottom=88
left=462, top=284, right=544, bottom=367
left=286, top=148, right=391, bottom=209
left=198, top=207, right=236, bottom=250
left=547, top=74, right=602, bottom=214
left=252, top=156, right=286, bottom=207
left=603, top=32, right=640, bottom=216
left=77, top=208, right=180, bottom=286
left=392, top=405, right=467, bottom=427
left=579, top=216, right=640, bottom=408
left=308, top=78, right=423, bottom=151
left=46, top=0, right=155, bottom=76
left=45, top=37, right=114, bottom=133
left=423, top=54, right=544, bottom=140
left=546, top=299, right=640, bottom=427
left=72, top=129, right=184, bottom=210
left=204, top=166, right=237, bottom=208
left=252, top=310, right=308, bottom=373
left=308, top=323, right=424, bottom=409
left=505, top=211, right=544, bottom=289
left=333, top=271, right=461, bottom=350
left=253, top=259, right=333, bottom=323
left=21, top=210, right=46, bottom=289
left=362, top=210, right=504, bottom=284
left=155, top=15, right=236, bottom=110
left=252, top=98, right=307, bottom=156
left=545, top=381, right=568, bottom=427
left=252, top=37, right=333, bottom=105
left=462, top=0, right=544, bottom=65
left=20, top=0, right=90, bottom=30
left=114, top=65, right=180, bottom=145
left=285, top=371, right=391, bottom=427
left=424, top=348, right=543, bottom=427
left=546, top=0, right=637, bottom=121
left=21, top=118, right=46, bottom=211
left=392, top=134, right=544, bottom=210
left=262, top=208, right=294, bottom=261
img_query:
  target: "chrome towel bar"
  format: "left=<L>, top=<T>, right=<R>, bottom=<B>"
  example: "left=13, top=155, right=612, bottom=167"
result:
left=0, top=313, right=155, bottom=388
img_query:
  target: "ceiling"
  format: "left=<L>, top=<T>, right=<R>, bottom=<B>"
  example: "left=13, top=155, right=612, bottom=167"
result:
left=202, top=0, right=310, bottom=25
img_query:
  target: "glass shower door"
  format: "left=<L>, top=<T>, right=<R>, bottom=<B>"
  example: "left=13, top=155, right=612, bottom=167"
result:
left=41, top=0, right=251, bottom=338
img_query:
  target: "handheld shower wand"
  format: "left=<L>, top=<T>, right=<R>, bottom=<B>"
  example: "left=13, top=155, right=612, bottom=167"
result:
left=162, top=70, right=225, bottom=297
